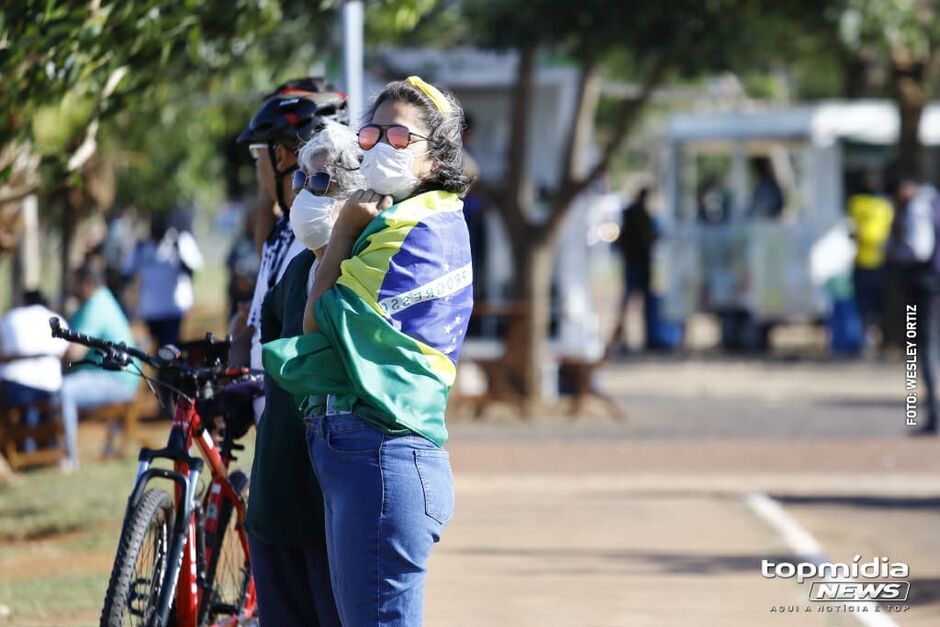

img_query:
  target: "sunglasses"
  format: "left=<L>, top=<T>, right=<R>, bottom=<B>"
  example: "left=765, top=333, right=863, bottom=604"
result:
left=248, top=143, right=268, bottom=161
left=291, top=170, right=332, bottom=196
left=358, top=124, right=429, bottom=150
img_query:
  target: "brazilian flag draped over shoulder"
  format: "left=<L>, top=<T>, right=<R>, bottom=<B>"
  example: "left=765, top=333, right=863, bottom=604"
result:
left=263, top=190, right=473, bottom=447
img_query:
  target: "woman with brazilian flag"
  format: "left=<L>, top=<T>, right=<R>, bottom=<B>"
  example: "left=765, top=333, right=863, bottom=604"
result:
left=264, top=76, right=473, bottom=626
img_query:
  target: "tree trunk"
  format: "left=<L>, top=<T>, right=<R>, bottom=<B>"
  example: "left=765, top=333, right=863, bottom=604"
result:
left=60, top=197, right=74, bottom=304
left=491, top=53, right=671, bottom=410
left=11, top=249, right=24, bottom=306
left=891, top=59, right=926, bottom=177
left=0, top=450, right=12, bottom=483
left=511, top=233, right=555, bottom=407
left=12, top=194, right=41, bottom=305
left=507, top=47, right=536, bottom=214
left=842, top=55, right=872, bottom=99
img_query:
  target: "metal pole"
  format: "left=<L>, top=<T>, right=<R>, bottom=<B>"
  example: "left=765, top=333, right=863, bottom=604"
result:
left=341, top=1, right=364, bottom=127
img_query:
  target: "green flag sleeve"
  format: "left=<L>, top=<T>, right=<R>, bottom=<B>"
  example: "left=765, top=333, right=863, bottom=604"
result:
left=262, top=331, right=352, bottom=399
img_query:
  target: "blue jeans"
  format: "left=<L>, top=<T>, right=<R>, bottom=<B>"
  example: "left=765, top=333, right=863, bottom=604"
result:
left=305, top=413, right=455, bottom=627
left=853, top=266, right=886, bottom=326
left=60, top=370, right=138, bottom=464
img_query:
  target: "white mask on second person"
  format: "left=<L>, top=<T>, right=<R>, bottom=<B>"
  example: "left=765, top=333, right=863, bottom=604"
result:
left=289, top=189, right=336, bottom=251
left=360, top=142, right=420, bottom=201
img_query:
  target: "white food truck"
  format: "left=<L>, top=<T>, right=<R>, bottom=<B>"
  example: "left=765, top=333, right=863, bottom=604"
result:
left=656, top=100, right=940, bottom=349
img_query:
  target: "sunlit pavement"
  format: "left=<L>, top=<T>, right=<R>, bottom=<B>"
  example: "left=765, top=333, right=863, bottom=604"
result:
left=426, top=356, right=940, bottom=626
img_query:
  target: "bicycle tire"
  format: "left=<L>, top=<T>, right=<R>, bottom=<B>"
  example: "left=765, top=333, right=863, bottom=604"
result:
left=101, top=488, right=175, bottom=627
left=199, top=470, right=251, bottom=626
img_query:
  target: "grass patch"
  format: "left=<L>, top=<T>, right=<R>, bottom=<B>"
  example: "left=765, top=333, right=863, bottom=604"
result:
left=0, top=422, right=256, bottom=624
left=0, top=457, right=138, bottom=543
left=0, top=573, right=105, bottom=626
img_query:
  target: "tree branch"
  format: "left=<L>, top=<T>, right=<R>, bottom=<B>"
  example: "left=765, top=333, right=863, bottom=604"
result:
left=66, top=118, right=99, bottom=172
left=925, top=47, right=940, bottom=99
left=581, top=54, right=671, bottom=192
left=0, top=183, right=41, bottom=206
left=560, top=62, right=599, bottom=185
left=66, top=66, right=127, bottom=172
left=506, top=45, right=536, bottom=222
left=545, top=54, right=672, bottom=237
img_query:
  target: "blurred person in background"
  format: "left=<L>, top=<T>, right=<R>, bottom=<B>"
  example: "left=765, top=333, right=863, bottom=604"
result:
left=233, top=78, right=347, bottom=423
left=886, top=176, right=940, bottom=434
left=225, top=206, right=259, bottom=320
left=246, top=120, right=362, bottom=627
left=123, top=212, right=203, bottom=349
left=99, top=207, right=138, bottom=312
left=846, top=173, right=893, bottom=346
left=697, top=176, right=732, bottom=224
left=461, top=113, right=487, bottom=310
left=606, top=186, right=655, bottom=357
left=61, top=262, right=139, bottom=465
left=0, top=291, right=70, bottom=468
left=747, top=156, right=784, bottom=219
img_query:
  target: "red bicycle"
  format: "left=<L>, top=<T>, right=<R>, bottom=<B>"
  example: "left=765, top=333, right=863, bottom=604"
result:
left=50, top=318, right=258, bottom=627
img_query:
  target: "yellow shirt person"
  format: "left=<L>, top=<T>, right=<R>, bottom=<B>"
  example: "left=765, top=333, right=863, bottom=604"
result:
left=847, top=194, right=893, bottom=269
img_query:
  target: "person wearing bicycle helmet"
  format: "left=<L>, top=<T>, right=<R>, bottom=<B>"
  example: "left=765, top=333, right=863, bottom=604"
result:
left=233, top=79, right=348, bottom=423
left=265, top=76, right=472, bottom=626
left=246, top=121, right=363, bottom=627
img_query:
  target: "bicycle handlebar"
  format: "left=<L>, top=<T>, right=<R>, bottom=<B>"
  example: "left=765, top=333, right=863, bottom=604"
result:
left=49, top=317, right=254, bottom=384
left=50, top=316, right=158, bottom=367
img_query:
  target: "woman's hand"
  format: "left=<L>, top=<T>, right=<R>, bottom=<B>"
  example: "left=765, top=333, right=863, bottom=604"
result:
left=303, top=190, right=389, bottom=333
left=334, top=189, right=394, bottom=236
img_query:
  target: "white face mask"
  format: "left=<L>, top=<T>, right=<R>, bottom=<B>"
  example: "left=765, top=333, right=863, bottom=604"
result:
left=360, top=142, right=419, bottom=201
left=289, top=189, right=336, bottom=251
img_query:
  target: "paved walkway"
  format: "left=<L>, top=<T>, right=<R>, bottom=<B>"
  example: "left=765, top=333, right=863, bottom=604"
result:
left=426, top=351, right=940, bottom=626
left=425, top=458, right=938, bottom=626
left=425, top=474, right=859, bottom=626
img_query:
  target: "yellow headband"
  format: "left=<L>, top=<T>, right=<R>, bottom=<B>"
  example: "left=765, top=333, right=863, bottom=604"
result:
left=405, top=76, right=452, bottom=115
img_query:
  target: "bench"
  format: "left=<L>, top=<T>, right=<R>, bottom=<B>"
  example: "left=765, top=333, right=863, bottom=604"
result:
left=0, top=399, right=65, bottom=471
left=451, top=302, right=529, bottom=419
left=557, top=356, right=626, bottom=421
left=78, top=378, right=153, bottom=458
left=453, top=302, right=627, bottom=422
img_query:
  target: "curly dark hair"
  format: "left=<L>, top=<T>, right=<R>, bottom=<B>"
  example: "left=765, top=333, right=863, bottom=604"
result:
left=363, top=79, right=471, bottom=197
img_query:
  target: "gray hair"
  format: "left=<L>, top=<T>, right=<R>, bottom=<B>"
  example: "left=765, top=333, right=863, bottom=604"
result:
left=298, top=120, right=364, bottom=199
left=363, top=79, right=470, bottom=197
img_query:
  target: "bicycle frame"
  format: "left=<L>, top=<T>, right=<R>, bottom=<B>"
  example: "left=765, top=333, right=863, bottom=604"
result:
left=125, top=396, right=256, bottom=627
left=46, top=318, right=257, bottom=627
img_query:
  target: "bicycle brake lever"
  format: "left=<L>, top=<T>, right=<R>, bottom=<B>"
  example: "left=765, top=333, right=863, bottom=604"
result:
left=70, top=351, right=129, bottom=372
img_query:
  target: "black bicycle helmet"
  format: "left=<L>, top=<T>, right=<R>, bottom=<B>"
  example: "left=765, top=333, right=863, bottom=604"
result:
left=237, top=79, right=349, bottom=145
left=238, top=78, right=349, bottom=212
left=263, top=76, right=336, bottom=100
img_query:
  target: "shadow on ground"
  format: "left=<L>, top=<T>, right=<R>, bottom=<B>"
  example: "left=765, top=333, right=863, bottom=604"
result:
left=818, top=397, right=903, bottom=410
left=906, top=577, right=940, bottom=607
left=773, top=495, right=940, bottom=510
left=447, top=547, right=794, bottom=577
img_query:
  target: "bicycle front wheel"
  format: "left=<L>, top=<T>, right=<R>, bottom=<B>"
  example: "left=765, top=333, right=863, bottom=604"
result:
left=100, top=488, right=175, bottom=627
